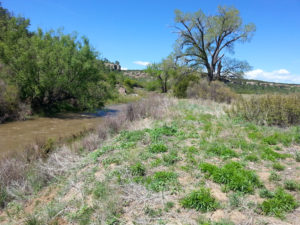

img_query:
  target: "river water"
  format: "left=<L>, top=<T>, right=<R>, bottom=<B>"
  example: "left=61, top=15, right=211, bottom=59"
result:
left=0, top=105, right=124, bottom=157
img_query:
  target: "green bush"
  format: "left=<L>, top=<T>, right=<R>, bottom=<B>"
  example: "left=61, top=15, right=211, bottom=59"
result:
left=187, top=80, right=237, bottom=103
left=227, top=93, right=300, bottom=126
left=259, top=188, right=298, bottom=218
left=180, top=188, right=219, bottom=212
left=173, top=75, right=198, bottom=98
left=200, top=161, right=261, bottom=193
left=0, top=81, right=27, bottom=123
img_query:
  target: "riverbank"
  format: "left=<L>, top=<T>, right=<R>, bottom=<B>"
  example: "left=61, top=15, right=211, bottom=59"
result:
left=1, top=96, right=300, bottom=224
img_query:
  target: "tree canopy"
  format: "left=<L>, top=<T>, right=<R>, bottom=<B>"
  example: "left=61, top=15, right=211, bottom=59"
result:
left=174, top=6, right=255, bottom=81
left=0, top=3, right=112, bottom=113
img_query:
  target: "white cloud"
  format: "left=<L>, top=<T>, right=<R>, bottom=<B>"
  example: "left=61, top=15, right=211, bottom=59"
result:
left=121, top=67, right=128, bottom=70
left=133, top=61, right=150, bottom=66
left=245, top=69, right=300, bottom=84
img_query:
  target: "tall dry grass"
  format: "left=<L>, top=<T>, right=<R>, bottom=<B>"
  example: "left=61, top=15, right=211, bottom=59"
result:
left=187, top=79, right=237, bottom=104
left=226, top=93, right=300, bottom=126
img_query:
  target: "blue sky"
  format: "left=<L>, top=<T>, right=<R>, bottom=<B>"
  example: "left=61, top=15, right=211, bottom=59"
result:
left=2, top=0, right=300, bottom=83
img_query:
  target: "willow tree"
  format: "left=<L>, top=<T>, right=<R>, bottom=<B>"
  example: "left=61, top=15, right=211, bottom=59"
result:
left=174, top=6, right=255, bottom=82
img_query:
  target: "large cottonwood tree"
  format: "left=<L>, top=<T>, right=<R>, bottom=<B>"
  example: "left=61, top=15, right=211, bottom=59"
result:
left=174, top=6, right=255, bottom=81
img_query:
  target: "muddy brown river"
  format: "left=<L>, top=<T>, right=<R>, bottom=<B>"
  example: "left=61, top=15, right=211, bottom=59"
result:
left=0, top=105, right=125, bottom=157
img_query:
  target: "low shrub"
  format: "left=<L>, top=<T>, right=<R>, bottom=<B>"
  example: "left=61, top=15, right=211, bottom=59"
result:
left=180, top=188, right=220, bottom=212
left=258, top=188, right=298, bottom=218
left=187, top=79, right=237, bottom=104
left=227, top=93, right=300, bottom=126
left=200, top=161, right=261, bottom=193
left=0, top=80, right=30, bottom=123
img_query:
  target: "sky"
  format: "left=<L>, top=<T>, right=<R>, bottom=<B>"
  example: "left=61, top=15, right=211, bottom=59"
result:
left=2, top=0, right=300, bottom=83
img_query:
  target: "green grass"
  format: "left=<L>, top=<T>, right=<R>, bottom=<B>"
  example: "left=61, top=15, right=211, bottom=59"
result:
left=200, top=161, right=261, bottom=193
left=284, top=180, right=300, bottom=191
left=272, top=162, right=285, bottom=171
left=130, top=162, right=146, bottom=176
left=163, top=150, right=180, bottom=165
left=148, top=143, right=168, bottom=153
left=205, top=143, right=238, bottom=159
left=146, top=171, right=178, bottom=192
left=93, top=182, right=108, bottom=199
left=259, top=188, right=298, bottom=219
left=269, top=171, right=282, bottom=182
left=180, top=188, right=219, bottom=212
left=259, top=188, right=275, bottom=198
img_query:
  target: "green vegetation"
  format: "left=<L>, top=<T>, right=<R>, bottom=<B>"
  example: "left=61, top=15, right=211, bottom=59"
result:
left=130, top=162, right=146, bottom=176
left=259, top=188, right=298, bottom=218
left=1, top=3, right=300, bottom=224
left=272, top=162, right=285, bottom=171
left=148, top=143, right=168, bottom=153
left=200, top=161, right=261, bottom=193
left=180, top=188, right=219, bottom=212
left=146, top=171, right=178, bottom=192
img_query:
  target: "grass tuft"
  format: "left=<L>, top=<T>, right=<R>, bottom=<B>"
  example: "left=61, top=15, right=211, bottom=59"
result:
left=180, top=188, right=220, bottom=212
left=259, top=188, right=298, bottom=218
left=200, top=161, right=261, bottom=193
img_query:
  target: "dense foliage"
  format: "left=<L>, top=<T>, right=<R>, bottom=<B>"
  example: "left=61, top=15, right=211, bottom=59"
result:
left=0, top=4, right=115, bottom=118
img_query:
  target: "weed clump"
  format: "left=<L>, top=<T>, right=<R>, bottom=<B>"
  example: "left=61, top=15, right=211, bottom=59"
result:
left=258, top=188, right=298, bottom=218
left=163, top=150, right=180, bottom=165
left=259, top=188, right=275, bottom=198
left=146, top=171, right=178, bottom=192
left=180, top=188, right=220, bottom=212
left=205, top=143, right=238, bottom=159
left=269, top=171, right=282, bottom=182
left=272, top=162, right=285, bottom=171
left=284, top=180, right=300, bottom=191
left=148, top=143, right=168, bottom=153
left=130, top=162, right=146, bottom=176
left=200, top=161, right=261, bottom=193
left=260, top=147, right=289, bottom=161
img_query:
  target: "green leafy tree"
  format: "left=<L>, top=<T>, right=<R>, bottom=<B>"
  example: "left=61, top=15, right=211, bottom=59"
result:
left=0, top=4, right=111, bottom=113
left=174, top=6, right=255, bottom=82
left=146, top=55, right=177, bottom=93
